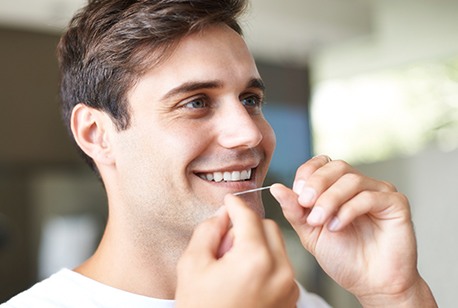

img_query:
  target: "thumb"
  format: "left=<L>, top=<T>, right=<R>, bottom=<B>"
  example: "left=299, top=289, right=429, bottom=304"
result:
left=182, top=207, right=231, bottom=264
left=270, top=183, right=316, bottom=250
left=270, top=183, right=309, bottom=225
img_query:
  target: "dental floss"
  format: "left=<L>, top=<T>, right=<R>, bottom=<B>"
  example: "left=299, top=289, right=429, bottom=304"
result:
left=233, top=185, right=272, bottom=196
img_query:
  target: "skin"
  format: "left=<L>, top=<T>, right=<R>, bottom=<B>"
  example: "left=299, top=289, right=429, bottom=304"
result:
left=71, top=24, right=285, bottom=300
left=178, top=155, right=437, bottom=307
left=176, top=195, right=298, bottom=308
left=70, top=23, right=437, bottom=307
left=270, top=156, right=437, bottom=307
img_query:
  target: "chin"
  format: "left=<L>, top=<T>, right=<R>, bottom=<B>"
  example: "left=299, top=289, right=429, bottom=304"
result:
left=240, top=196, right=265, bottom=218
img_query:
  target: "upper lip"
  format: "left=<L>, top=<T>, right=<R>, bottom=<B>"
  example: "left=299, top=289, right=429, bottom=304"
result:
left=193, top=162, right=259, bottom=175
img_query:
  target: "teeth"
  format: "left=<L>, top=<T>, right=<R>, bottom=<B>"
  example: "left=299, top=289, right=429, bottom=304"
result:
left=200, top=169, right=252, bottom=182
left=214, top=172, right=223, bottom=182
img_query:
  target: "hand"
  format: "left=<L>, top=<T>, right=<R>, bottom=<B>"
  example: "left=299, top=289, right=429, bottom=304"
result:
left=175, top=194, right=299, bottom=308
left=270, top=155, right=437, bottom=307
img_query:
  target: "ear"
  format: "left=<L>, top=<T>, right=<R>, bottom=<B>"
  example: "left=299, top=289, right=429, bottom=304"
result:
left=71, top=103, right=116, bottom=167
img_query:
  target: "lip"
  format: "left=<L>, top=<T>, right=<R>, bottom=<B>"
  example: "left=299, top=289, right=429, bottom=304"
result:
left=194, top=162, right=258, bottom=174
left=195, top=173, right=258, bottom=192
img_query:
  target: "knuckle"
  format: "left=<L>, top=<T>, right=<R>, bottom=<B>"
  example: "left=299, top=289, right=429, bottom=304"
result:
left=342, top=172, right=364, bottom=186
left=296, top=155, right=333, bottom=177
left=243, top=246, right=275, bottom=274
left=380, top=180, right=398, bottom=192
left=358, top=190, right=378, bottom=204
left=296, top=162, right=309, bottom=173
left=295, top=163, right=313, bottom=179
left=269, top=263, right=296, bottom=296
left=330, top=159, right=350, bottom=172
left=279, top=264, right=295, bottom=283
left=308, top=173, right=328, bottom=190
left=393, top=191, right=410, bottom=207
left=253, top=250, right=273, bottom=270
left=313, top=154, right=332, bottom=164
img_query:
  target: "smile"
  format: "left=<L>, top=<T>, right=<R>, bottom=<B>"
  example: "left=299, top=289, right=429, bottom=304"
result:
left=197, top=168, right=252, bottom=182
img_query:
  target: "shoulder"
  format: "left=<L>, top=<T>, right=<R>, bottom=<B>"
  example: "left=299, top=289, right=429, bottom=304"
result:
left=2, top=269, right=92, bottom=307
left=2, top=269, right=174, bottom=308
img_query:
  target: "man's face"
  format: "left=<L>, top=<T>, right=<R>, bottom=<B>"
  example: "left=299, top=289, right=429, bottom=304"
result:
left=110, top=24, right=276, bottom=236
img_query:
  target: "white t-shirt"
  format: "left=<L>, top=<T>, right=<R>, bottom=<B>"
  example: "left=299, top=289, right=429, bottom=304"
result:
left=2, top=269, right=331, bottom=307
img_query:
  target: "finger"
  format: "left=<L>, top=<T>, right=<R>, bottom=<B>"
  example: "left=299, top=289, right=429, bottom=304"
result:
left=307, top=173, right=397, bottom=227
left=261, top=219, right=288, bottom=257
left=292, top=155, right=333, bottom=194
left=270, top=183, right=318, bottom=254
left=262, top=219, right=299, bottom=306
left=295, top=159, right=352, bottom=208
left=181, top=207, right=230, bottom=264
left=216, top=228, right=234, bottom=258
left=270, top=183, right=308, bottom=224
left=270, top=183, right=313, bottom=230
left=223, top=194, right=267, bottom=245
left=326, top=190, right=411, bottom=232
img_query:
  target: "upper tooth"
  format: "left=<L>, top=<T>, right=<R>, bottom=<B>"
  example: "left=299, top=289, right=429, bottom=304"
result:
left=232, top=171, right=241, bottom=180
left=240, top=170, right=248, bottom=180
left=203, top=169, right=251, bottom=182
left=213, top=172, right=223, bottom=182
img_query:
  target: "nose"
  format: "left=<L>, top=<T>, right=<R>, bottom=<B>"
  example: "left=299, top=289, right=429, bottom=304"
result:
left=215, top=99, right=264, bottom=149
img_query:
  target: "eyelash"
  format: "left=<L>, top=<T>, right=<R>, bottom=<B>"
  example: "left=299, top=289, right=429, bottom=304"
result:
left=182, top=97, right=208, bottom=109
left=180, top=94, right=264, bottom=112
left=241, top=94, right=264, bottom=109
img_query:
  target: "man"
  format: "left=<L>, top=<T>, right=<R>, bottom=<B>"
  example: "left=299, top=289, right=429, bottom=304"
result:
left=3, top=0, right=437, bottom=307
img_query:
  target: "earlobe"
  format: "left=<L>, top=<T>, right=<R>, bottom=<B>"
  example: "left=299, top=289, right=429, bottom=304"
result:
left=71, top=103, right=115, bottom=166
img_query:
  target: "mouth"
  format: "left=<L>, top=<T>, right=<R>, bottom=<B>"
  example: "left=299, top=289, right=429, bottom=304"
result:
left=194, top=166, right=264, bottom=214
left=196, top=168, right=253, bottom=183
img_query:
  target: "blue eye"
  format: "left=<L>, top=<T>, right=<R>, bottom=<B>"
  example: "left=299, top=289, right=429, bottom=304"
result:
left=241, top=95, right=262, bottom=108
left=184, top=99, right=207, bottom=109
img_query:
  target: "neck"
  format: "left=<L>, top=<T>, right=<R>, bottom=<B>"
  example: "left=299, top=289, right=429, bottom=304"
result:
left=76, top=217, right=191, bottom=299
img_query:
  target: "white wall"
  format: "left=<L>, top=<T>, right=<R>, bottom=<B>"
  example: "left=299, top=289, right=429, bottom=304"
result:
left=310, top=2, right=458, bottom=303
left=312, top=0, right=458, bottom=81
left=356, top=145, right=458, bottom=307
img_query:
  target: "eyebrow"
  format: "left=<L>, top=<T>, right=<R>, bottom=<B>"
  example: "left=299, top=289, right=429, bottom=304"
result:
left=247, top=78, right=265, bottom=92
left=160, top=78, right=265, bottom=101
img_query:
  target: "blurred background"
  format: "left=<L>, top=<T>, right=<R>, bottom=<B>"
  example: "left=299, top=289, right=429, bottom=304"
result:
left=1, top=0, right=457, bottom=306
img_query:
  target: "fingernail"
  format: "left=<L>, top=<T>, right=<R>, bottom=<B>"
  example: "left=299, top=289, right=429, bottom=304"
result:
left=298, top=187, right=316, bottom=205
left=307, top=206, right=325, bottom=225
left=293, top=179, right=305, bottom=195
left=328, top=216, right=340, bottom=231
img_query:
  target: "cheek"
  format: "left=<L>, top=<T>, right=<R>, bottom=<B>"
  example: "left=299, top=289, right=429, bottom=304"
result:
left=158, top=124, right=211, bottom=165
left=260, top=120, right=276, bottom=158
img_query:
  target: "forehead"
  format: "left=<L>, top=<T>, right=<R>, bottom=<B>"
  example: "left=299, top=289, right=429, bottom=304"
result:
left=132, top=24, right=260, bottom=93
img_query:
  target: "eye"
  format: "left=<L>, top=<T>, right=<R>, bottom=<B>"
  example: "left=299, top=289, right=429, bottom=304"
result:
left=241, top=94, right=263, bottom=111
left=183, top=98, right=207, bottom=109
left=177, top=96, right=212, bottom=118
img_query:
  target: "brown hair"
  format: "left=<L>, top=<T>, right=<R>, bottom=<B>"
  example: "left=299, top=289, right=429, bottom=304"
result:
left=57, top=0, right=248, bottom=172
